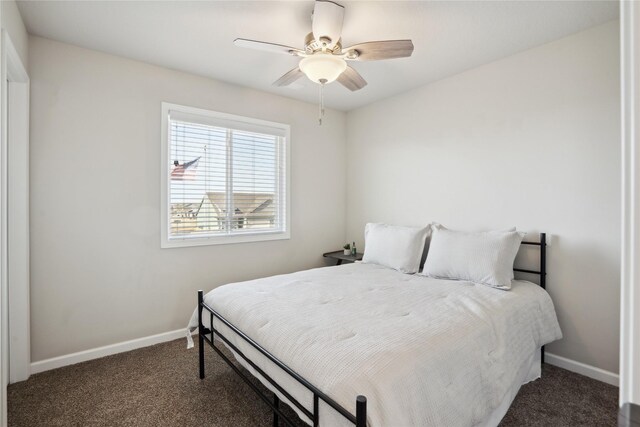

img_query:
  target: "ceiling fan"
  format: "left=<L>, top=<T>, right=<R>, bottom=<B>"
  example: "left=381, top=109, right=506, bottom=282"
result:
left=234, top=0, right=414, bottom=122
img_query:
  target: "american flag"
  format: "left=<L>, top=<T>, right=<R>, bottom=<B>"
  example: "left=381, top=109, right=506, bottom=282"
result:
left=171, top=157, right=201, bottom=180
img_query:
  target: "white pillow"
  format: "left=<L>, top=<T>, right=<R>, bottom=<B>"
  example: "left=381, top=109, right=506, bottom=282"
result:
left=421, top=225, right=525, bottom=289
left=362, top=223, right=430, bottom=274
left=421, top=224, right=517, bottom=274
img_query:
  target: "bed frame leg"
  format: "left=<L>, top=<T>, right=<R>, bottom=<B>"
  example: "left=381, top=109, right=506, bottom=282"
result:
left=198, top=290, right=205, bottom=380
left=273, top=394, right=280, bottom=427
left=356, top=395, right=367, bottom=427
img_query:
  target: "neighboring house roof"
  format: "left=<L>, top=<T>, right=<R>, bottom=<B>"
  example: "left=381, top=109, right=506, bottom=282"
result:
left=197, top=191, right=275, bottom=216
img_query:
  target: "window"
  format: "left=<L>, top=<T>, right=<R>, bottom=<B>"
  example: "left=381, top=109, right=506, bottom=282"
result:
left=161, top=103, right=290, bottom=247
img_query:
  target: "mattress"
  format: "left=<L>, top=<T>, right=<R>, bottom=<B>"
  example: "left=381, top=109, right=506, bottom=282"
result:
left=187, top=262, right=562, bottom=427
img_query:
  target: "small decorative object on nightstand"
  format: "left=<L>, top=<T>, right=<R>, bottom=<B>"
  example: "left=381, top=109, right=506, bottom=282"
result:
left=343, top=243, right=351, bottom=255
left=323, top=250, right=364, bottom=265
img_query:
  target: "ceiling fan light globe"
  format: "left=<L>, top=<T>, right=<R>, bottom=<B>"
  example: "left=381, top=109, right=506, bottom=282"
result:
left=299, top=54, right=347, bottom=84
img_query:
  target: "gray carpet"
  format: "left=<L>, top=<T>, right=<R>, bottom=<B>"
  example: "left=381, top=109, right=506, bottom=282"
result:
left=8, top=338, right=618, bottom=426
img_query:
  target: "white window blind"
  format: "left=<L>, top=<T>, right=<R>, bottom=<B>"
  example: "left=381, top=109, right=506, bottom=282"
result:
left=161, top=103, right=289, bottom=247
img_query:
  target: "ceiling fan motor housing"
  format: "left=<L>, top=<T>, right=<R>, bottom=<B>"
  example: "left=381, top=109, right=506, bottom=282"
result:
left=304, top=32, right=342, bottom=54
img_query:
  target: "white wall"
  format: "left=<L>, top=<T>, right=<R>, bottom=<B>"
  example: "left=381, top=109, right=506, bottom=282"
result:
left=346, top=21, right=620, bottom=374
left=1, top=0, right=28, bottom=70
left=28, top=36, right=347, bottom=362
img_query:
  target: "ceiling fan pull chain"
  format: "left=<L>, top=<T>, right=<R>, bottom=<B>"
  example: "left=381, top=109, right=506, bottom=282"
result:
left=318, top=80, right=326, bottom=125
left=318, top=83, right=321, bottom=125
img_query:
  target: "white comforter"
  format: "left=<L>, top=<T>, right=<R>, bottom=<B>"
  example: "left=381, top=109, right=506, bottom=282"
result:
left=187, top=262, right=561, bottom=427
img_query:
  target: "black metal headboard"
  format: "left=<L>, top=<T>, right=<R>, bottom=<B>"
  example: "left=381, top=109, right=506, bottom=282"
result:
left=515, top=232, right=547, bottom=364
left=514, top=233, right=547, bottom=289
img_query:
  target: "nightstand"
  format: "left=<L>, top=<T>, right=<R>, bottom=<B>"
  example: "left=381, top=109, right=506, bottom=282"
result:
left=323, top=251, right=363, bottom=265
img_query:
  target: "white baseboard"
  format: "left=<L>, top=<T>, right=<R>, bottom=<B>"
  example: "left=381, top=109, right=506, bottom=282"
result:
left=27, top=332, right=620, bottom=389
left=545, top=352, right=619, bottom=386
left=30, top=329, right=188, bottom=375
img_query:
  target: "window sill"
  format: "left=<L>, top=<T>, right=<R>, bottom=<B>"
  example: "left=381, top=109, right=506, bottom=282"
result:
left=161, top=230, right=290, bottom=248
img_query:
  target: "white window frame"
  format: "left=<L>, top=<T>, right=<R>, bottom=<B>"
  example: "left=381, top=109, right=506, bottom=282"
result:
left=160, top=102, right=290, bottom=248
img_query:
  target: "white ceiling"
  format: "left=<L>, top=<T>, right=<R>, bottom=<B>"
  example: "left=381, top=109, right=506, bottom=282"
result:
left=17, top=1, right=618, bottom=111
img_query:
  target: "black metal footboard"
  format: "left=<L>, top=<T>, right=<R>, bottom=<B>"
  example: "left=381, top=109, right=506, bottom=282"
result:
left=198, top=290, right=367, bottom=427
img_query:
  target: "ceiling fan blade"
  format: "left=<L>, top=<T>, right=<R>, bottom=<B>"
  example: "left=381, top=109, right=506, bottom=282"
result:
left=234, top=38, right=304, bottom=56
left=343, top=40, right=414, bottom=61
left=337, top=66, right=367, bottom=91
left=312, top=1, right=345, bottom=49
left=273, top=68, right=305, bottom=87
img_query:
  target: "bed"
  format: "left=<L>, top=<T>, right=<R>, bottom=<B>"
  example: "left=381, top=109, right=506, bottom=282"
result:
left=187, top=232, right=562, bottom=427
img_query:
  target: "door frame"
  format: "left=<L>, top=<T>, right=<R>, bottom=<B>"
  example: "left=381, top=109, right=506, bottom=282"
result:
left=620, top=0, right=640, bottom=407
left=1, top=29, right=30, bottom=390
